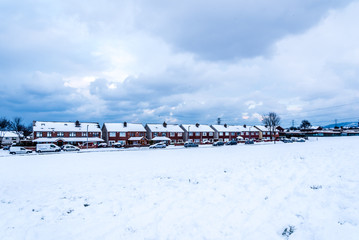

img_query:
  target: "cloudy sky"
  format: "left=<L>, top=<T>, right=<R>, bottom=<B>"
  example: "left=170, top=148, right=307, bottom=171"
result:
left=1, top=0, right=359, bottom=127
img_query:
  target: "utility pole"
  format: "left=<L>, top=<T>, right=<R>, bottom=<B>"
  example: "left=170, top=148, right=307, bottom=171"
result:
left=335, top=119, right=338, bottom=128
left=292, top=120, right=295, bottom=128
left=217, top=118, right=221, bottom=125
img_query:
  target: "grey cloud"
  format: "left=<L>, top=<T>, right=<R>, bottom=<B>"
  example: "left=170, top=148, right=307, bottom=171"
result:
left=137, top=0, right=353, bottom=61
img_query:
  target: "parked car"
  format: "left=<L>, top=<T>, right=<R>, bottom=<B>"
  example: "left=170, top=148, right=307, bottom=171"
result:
left=245, top=139, right=254, bottom=144
left=9, top=146, right=32, bottom=154
left=184, top=142, right=199, bottom=148
left=213, top=141, right=224, bottom=146
left=149, top=143, right=167, bottom=149
left=113, top=142, right=124, bottom=148
left=225, top=140, right=237, bottom=145
left=282, top=139, right=293, bottom=143
left=61, top=144, right=80, bottom=151
left=36, top=144, right=61, bottom=153
left=98, top=143, right=107, bottom=148
left=296, top=138, right=306, bottom=142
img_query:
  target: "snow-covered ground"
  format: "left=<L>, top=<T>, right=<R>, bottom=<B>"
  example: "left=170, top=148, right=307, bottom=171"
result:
left=1, top=137, right=359, bottom=239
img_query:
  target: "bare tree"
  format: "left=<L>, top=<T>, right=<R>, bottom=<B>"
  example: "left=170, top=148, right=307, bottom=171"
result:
left=262, top=112, right=281, bottom=143
left=0, top=117, right=11, bottom=130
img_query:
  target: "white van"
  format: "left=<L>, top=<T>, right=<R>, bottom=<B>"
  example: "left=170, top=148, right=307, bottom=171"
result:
left=36, top=144, right=61, bottom=153
left=9, top=146, right=32, bottom=155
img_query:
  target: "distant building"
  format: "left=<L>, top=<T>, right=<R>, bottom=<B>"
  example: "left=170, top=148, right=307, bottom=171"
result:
left=0, top=131, right=21, bottom=146
left=180, top=123, right=215, bottom=143
left=32, top=121, right=103, bottom=147
left=102, top=122, right=147, bottom=146
left=145, top=122, right=184, bottom=144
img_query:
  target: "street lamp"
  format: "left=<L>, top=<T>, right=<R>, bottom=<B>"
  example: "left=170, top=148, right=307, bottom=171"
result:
left=87, top=125, right=89, bottom=149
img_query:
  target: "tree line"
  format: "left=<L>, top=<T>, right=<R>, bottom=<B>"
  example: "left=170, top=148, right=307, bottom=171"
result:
left=0, top=117, right=33, bottom=136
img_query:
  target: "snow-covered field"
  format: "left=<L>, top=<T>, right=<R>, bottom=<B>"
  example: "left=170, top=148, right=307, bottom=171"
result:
left=1, top=137, right=359, bottom=240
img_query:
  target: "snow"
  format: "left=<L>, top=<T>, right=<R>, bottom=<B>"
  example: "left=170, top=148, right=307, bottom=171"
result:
left=211, top=124, right=258, bottom=132
left=146, top=124, right=184, bottom=133
left=0, top=131, right=20, bottom=138
left=33, top=121, right=101, bottom=132
left=33, top=137, right=104, bottom=143
left=181, top=124, right=214, bottom=132
left=104, top=123, right=146, bottom=132
left=1, top=137, right=359, bottom=239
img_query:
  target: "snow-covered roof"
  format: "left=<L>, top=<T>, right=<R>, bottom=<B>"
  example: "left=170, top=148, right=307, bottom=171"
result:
left=0, top=131, right=20, bottom=138
left=181, top=124, right=214, bottom=132
left=146, top=124, right=184, bottom=133
left=104, top=123, right=145, bottom=132
left=128, top=137, right=145, bottom=141
left=33, top=121, right=101, bottom=132
left=33, top=137, right=104, bottom=143
left=211, top=125, right=258, bottom=132
left=254, top=125, right=278, bottom=132
left=152, top=136, right=171, bottom=141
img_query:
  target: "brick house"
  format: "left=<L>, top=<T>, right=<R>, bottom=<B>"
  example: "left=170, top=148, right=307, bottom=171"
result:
left=102, top=122, right=147, bottom=146
left=180, top=123, right=215, bottom=143
left=254, top=125, right=279, bottom=140
left=32, top=121, right=103, bottom=147
left=145, top=122, right=184, bottom=144
left=210, top=124, right=260, bottom=142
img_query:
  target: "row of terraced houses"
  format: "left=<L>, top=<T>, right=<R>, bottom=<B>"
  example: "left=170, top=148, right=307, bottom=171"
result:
left=32, top=121, right=279, bottom=147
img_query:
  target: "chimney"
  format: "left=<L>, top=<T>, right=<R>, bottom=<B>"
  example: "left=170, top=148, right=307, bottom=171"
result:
left=224, top=123, right=227, bottom=128
left=163, top=121, right=167, bottom=128
left=195, top=123, right=200, bottom=128
left=75, top=120, right=81, bottom=127
left=243, top=124, right=246, bottom=128
left=124, top=121, right=127, bottom=127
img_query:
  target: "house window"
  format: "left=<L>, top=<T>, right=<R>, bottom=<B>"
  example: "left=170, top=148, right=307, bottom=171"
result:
left=58, top=132, right=64, bottom=137
left=139, top=133, right=144, bottom=137
left=203, top=132, right=207, bottom=136
left=130, top=133, right=135, bottom=137
left=119, top=132, right=126, bottom=137
left=255, top=132, right=258, bottom=135
left=154, top=132, right=158, bottom=136
left=195, top=132, right=200, bottom=136
left=189, top=132, right=193, bottom=136
left=246, top=132, right=249, bottom=135
left=208, top=132, right=213, bottom=136
left=69, top=132, right=76, bottom=137
left=225, top=132, right=229, bottom=136
left=47, top=132, right=52, bottom=137
left=231, top=132, right=235, bottom=136
left=178, top=132, right=182, bottom=137
left=219, top=132, right=223, bottom=136
left=194, top=139, right=200, bottom=143
left=170, top=132, right=175, bottom=137
left=36, top=132, right=42, bottom=137
left=93, top=132, right=99, bottom=137
left=82, top=132, right=87, bottom=137
left=109, top=132, right=116, bottom=137
left=162, top=133, right=166, bottom=136
left=224, top=138, right=229, bottom=142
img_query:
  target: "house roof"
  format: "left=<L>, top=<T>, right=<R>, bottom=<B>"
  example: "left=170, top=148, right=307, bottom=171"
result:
left=146, top=124, right=184, bottom=133
left=181, top=124, right=214, bottom=132
left=33, top=121, right=101, bottom=132
left=254, top=125, right=278, bottom=132
left=211, top=125, right=258, bottom=132
left=128, top=137, right=146, bottom=141
left=0, top=131, right=20, bottom=138
left=152, top=136, right=172, bottom=141
left=104, top=123, right=145, bottom=132
left=33, top=137, right=104, bottom=143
